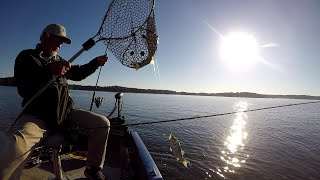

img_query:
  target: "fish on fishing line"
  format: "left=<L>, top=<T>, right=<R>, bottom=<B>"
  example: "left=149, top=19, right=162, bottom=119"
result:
left=168, top=133, right=190, bottom=168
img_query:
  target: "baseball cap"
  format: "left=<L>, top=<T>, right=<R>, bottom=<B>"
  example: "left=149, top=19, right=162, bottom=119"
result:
left=42, top=24, right=71, bottom=44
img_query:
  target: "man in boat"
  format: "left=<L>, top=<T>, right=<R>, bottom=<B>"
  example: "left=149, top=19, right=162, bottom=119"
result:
left=0, top=24, right=109, bottom=180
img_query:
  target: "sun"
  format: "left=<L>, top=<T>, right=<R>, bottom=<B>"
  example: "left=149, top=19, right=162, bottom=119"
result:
left=219, top=31, right=260, bottom=70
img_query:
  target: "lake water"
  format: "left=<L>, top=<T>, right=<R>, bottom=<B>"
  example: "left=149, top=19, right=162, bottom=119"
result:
left=1, top=86, right=320, bottom=179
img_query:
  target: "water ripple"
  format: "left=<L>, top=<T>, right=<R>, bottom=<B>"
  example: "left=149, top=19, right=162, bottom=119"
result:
left=1, top=87, right=320, bottom=179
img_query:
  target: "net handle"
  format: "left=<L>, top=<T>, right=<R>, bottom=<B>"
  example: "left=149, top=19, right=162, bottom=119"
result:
left=6, top=38, right=98, bottom=132
left=6, top=0, right=156, bottom=132
left=7, top=13, right=112, bottom=131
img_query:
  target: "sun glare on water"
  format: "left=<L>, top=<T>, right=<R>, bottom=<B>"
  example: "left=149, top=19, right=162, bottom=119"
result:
left=219, top=31, right=260, bottom=70
left=216, top=101, right=250, bottom=177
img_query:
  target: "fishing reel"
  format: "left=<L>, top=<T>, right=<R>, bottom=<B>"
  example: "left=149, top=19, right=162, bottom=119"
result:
left=94, top=97, right=104, bottom=108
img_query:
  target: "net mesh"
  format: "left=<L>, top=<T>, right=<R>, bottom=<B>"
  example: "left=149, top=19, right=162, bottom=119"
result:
left=99, top=0, right=158, bottom=69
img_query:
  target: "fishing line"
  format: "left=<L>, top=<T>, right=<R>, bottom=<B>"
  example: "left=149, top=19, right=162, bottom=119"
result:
left=80, top=100, right=320, bottom=129
left=89, top=48, right=109, bottom=111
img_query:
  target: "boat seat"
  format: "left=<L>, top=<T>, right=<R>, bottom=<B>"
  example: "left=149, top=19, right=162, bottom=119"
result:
left=41, top=132, right=68, bottom=180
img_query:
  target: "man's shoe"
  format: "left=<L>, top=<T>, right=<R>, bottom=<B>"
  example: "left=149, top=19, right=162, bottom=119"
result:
left=84, top=166, right=105, bottom=180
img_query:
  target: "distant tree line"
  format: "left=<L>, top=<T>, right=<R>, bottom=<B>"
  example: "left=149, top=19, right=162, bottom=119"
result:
left=1, top=77, right=320, bottom=100
left=0, top=77, right=15, bottom=86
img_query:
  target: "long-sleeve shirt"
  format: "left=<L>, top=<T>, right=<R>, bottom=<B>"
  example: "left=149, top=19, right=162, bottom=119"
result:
left=14, top=47, right=100, bottom=128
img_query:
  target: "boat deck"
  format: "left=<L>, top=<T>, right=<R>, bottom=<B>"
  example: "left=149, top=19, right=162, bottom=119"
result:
left=22, top=154, right=124, bottom=180
left=22, top=128, right=134, bottom=180
left=19, top=93, right=163, bottom=180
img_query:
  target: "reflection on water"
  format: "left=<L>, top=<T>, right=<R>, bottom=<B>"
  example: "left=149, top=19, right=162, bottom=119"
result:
left=2, top=87, right=320, bottom=180
left=215, top=101, right=250, bottom=178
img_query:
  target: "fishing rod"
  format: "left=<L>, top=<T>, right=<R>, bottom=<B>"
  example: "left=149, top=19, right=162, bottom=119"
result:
left=81, top=100, right=320, bottom=129
left=89, top=66, right=103, bottom=111
left=6, top=0, right=158, bottom=132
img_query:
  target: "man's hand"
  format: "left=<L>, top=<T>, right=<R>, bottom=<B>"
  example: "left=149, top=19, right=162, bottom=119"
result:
left=95, top=55, right=108, bottom=66
left=50, top=60, right=71, bottom=76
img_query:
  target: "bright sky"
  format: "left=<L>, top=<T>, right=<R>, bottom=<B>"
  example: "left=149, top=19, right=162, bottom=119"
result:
left=1, top=0, right=320, bottom=96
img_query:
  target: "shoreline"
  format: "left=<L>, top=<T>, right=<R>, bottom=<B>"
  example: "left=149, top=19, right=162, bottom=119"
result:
left=1, top=84, right=319, bottom=100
